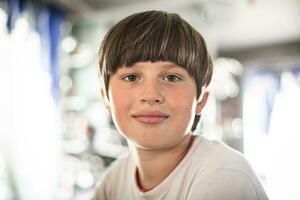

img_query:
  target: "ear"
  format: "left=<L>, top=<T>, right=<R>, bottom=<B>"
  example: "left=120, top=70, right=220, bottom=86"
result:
left=195, top=90, right=210, bottom=116
left=101, top=88, right=111, bottom=116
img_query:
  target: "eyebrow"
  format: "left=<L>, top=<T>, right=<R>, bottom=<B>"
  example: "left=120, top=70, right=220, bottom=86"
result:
left=161, top=63, right=181, bottom=68
left=130, top=62, right=181, bottom=69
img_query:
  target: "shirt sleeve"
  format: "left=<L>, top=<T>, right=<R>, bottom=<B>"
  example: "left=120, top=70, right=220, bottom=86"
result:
left=95, top=164, right=118, bottom=200
left=94, top=155, right=129, bottom=200
left=95, top=177, right=109, bottom=200
left=188, top=169, right=269, bottom=200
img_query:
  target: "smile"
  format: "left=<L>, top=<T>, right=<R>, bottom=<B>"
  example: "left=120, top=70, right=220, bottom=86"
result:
left=132, top=111, right=169, bottom=124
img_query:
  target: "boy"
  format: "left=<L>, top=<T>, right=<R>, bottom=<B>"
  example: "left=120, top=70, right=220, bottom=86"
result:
left=96, top=10, right=268, bottom=200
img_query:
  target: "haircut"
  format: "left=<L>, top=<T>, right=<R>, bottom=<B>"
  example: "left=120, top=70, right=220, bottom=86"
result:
left=98, top=10, right=213, bottom=131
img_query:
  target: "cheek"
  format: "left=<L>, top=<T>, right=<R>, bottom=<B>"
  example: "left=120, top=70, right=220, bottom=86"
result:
left=175, top=101, right=195, bottom=117
left=111, top=94, right=129, bottom=113
left=169, top=88, right=196, bottom=111
left=174, top=98, right=198, bottom=132
left=168, top=89, right=198, bottom=125
left=109, top=87, right=135, bottom=120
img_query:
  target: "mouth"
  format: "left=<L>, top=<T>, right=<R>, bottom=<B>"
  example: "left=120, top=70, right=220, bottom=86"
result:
left=132, top=111, right=169, bottom=124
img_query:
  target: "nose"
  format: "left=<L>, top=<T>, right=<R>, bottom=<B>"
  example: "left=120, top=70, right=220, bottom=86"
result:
left=140, top=80, right=165, bottom=105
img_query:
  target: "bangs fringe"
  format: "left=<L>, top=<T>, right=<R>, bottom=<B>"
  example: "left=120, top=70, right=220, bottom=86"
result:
left=104, top=12, right=206, bottom=82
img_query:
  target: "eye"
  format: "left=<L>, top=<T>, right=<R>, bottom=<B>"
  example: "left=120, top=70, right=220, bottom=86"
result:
left=122, top=74, right=139, bottom=82
left=163, top=74, right=182, bottom=82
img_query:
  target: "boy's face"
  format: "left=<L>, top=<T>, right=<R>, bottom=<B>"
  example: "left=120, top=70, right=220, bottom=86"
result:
left=102, top=61, right=208, bottom=150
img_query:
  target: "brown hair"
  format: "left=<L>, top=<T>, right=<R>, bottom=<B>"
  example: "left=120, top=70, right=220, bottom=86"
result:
left=98, top=10, right=213, bottom=131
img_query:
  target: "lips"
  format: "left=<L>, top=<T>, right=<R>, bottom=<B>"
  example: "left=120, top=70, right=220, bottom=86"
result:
left=132, top=111, right=169, bottom=124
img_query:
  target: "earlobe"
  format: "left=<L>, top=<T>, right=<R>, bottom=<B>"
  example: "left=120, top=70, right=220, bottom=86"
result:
left=101, top=88, right=111, bottom=116
left=195, top=91, right=210, bottom=116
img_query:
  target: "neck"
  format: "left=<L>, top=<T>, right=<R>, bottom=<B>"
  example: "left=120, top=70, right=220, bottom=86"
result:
left=130, top=134, right=195, bottom=191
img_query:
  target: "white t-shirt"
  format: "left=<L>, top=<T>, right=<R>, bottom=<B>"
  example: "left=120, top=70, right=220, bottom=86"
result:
left=96, top=136, right=268, bottom=200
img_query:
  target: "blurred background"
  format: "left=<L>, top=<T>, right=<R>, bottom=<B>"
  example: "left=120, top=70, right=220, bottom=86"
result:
left=0, top=0, right=300, bottom=199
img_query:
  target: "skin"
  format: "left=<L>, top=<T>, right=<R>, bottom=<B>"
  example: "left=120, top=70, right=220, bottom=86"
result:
left=101, top=61, right=209, bottom=190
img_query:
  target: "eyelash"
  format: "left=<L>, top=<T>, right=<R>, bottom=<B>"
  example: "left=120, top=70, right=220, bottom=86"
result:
left=121, top=73, right=182, bottom=82
left=163, top=74, right=182, bottom=82
left=122, top=74, right=139, bottom=82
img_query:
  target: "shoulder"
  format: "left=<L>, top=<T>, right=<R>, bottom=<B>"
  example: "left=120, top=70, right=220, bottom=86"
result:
left=189, top=168, right=268, bottom=200
left=95, top=153, right=134, bottom=200
left=193, top=136, right=255, bottom=175
left=188, top=136, right=268, bottom=200
left=107, top=152, right=133, bottom=173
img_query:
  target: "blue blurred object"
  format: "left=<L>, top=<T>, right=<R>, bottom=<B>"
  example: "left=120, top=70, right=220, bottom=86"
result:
left=244, top=68, right=281, bottom=134
left=6, top=0, right=26, bottom=31
left=6, top=0, right=64, bottom=102
left=37, top=5, right=64, bottom=102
